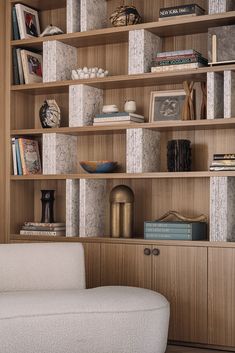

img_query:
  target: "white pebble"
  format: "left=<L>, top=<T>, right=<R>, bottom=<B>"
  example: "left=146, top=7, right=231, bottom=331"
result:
left=90, top=73, right=96, bottom=78
left=83, top=67, right=88, bottom=73
left=98, top=68, right=103, bottom=74
left=104, top=70, right=109, bottom=76
left=91, top=68, right=96, bottom=73
left=80, top=72, right=85, bottom=79
left=99, top=73, right=105, bottom=78
left=94, top=67, right=99, bottom=72
left=84, top=73, right=90, bottom=79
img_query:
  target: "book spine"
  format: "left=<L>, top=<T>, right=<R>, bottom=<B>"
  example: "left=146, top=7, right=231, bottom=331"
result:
left=157, top=49, right=201, bottom=58
left=11, top=138, right=18, bottom=175
left=16, top=49, right=24, bottom=84
left=144, top=233, right=192, bottom=240
left=151, top=63, right=202, bottom=72
left=144, top=228, right=192, bottom=235
left=95, top=113, right=144, bottom=119
left=211, top=161, right=235, bottom=166
left=213, top=154, right=235, bottom=160
left=18, top=138, right=26, bottom=175
left=12, top=6, right=20, bottom=40
left=15, top=139, right=23, bottom=175
left=94, top=117, right=144, bottom=122
left=22, top=226, right=66, bottom=231
left=159, top=4, right=204, bottom=18
left=155, top=57, right=207, bottom=66
left=210, top=166, right=235, bottom=171
left=145, top=222, right=192, bottom=229
left=20, top=230, right=65, bottom=236
left=24, top=222, right=65, bottom=227
left=12, top=48, right=20, bottom=85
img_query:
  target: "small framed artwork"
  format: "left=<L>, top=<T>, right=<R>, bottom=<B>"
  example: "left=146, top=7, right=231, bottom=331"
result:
left=15, top=4, right=41, bottom=39
left=21, top=50, right=43, bottom=84
left=149, top=90, right=186, bottom=122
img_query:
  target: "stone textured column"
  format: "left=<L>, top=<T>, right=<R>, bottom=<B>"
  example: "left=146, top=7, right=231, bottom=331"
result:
left=210, top=177, right=235, bottom=241
left=126, top=129, right=161, bottom=173
left=79, top=179, right=107, bottom=237
left=81, top=0, right=107, bottom=32
left=224, top=71, right=235, bottom=118
left=66, top=0, right=80, bottom=33
left=43, top=41, right=77, bottom=82
left=209, top=0, right=235, bottom=14
left=207, top=72, right=224, bottom=119
left=69, top=84, right=103, bottom=126
left=43, top=134, right=78, bottom=174
left=66, top=179, right=80, bottom=237
left=128, top=30, right=162, bottom=74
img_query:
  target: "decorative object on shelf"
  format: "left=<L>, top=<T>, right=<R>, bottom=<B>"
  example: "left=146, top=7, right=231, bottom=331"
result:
left=20, top=49, right=43, bottom=84
left=39, top=99, right=61, bottom=128
left=149, top=90, right=186, bottom=122
left=93, top=112, right=144, bottom=126
left=200, top=82, right=207, bottom=119
left=40, top=24, right=64, bottom=37
left=182, top=81, right=195, bottom=121
left=102, top=105, right=119, bottom=114
left=71, top=67, right=109, bottom=80
left=40, top=190, right=55, bottom=224
left=151, top=49, right=208, bottom=73
left=124, top=100, right=137, bottom=113
left=144, top=210, right=207, bottom=240
left=80, top=161, right=118, bottom=173
left=159, top=4, right=205, bottom=21
left=14, top=4, right=41, bottom=39
left=110, top=185, right=134, bottom=238
left=20, top=221, right=66, bottom=236
left=167, top=139, right=192, bottom=172
left=208, top=25, right=235, bottom=65
left=11, top=137, right=41, bottom=175
left=110, top=5, right=141, bottom=27
left=210, top=153, right=235, bottom=171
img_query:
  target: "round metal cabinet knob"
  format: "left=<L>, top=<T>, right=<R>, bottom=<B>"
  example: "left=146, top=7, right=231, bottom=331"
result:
left=144, top=248, right=151, bottom=256
left=152, top=248, right=160, bottom=256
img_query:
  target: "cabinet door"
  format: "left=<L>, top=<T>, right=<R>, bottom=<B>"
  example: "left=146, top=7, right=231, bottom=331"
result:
left=152, top=246, right=208, bottom=343
left=101, top=243, right=152, bottom=289
left=208, top=248, right=235, bottom=347
left=83, top=243, right=101, bottom=289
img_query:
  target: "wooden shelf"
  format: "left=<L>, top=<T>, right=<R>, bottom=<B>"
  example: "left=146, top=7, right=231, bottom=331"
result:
left=10, top=234, right=235, bottom=248
left=10, top=0, right=66, bottom=10
left=10, top=12, right=235, bottom=49
left=10, top=118, right=235, bottom=136
left=10, top=171, right=235, bottom=181
left=11, top=65, right=235, bottom=94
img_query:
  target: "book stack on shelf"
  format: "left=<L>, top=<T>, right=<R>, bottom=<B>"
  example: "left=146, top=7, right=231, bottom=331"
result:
left=93, top=113, right=145, bottom=126
left=159, top=4, right=205, bottom=21
left=151, top=49, right=208, bottom=73
left=210, top=153, right=235, bottom=171
left=11, top=137, right=42, bottom=176
left=20, top=222, right=66, bottom=237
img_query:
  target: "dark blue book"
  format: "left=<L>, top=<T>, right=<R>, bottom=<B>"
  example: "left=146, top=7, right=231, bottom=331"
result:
left=12, top=6, right=20, bottom=40
left=12, top=48, right=20, bottom=85
left=15, top=138, right=23, bottom=175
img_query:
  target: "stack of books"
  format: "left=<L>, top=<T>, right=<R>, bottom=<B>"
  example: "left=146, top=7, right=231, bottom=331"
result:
left=20, top=222, right=66, bottom=236
left=151, top=49, right=208, bottom=73
left=144, top=221, right=207, bottom=240
left=210, top=154, right=235, bottom=171
left=159, top=4, right=205, bottom=21
left=93, top=113, right=145, bottom=126
left=11, top=137, right=42, bottom=175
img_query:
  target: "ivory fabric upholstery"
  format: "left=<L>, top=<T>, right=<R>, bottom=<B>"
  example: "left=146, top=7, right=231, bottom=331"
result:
left=0, top=243, right=170, bottom=353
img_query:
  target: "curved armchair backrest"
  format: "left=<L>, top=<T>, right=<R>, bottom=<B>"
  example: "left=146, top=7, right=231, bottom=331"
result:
left=0, top=243, right=86, bottom=292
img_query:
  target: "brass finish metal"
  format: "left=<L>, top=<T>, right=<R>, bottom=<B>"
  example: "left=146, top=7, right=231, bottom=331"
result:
left=110, top=185, right=134, bottom=238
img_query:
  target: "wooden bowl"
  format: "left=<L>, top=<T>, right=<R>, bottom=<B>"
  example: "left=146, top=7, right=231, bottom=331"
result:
left=80, top=161, right=118, bottom=173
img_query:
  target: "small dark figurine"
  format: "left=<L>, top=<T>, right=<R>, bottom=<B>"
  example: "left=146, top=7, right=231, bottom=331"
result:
left=110, top=5, right=142, bottom=27
left=39, top=99, right=61, bottom=128
left=167, top=139, right=192, bottom=172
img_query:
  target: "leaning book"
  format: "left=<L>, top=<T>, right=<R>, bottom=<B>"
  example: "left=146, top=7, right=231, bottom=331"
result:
left=18, top=138, right=42, bottom=175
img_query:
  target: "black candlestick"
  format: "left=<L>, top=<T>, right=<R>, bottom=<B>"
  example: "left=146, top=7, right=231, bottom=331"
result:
left=41, top=190, right=55, bottom=223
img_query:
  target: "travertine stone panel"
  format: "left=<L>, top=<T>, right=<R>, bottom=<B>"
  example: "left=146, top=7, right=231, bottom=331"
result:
left=207, top=72, right=224, bottom=119
left=67, top=0, right=80, bottom=33
left=81, top=0, right=107, bottom=32
left=208, top=25, right=235, bottom=63
left=43, top=41, right=77, bottom=82
left=79, top=179, right=107, bottom=237
left=224, top=71, right=235, bottom=118
left=69, top=85, right=103, bottom=126
left=128, top=30, right=162, bottom=74
left=209, top=0, right=235, bottom=14
left=43, top=134, right=78, bottom=174
left=210, top=177, right=235, bottom=241
left=66, top=179, right=80, bottom=237
left=126, top=129, right=161, bottom=173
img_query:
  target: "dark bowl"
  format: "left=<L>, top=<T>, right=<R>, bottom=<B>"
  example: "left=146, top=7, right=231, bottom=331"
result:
left=80, top=161, right=118, bottom=173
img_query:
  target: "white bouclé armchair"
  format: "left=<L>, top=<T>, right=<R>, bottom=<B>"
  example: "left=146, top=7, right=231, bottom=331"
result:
left=0, top=243, right=170, bottom=353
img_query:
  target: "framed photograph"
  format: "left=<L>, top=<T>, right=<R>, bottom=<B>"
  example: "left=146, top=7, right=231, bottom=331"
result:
left=149, top=90, right=186, bottom=122
left=20, top=50, right=43, bottom=84
left=15, top=4, right=41, bottom=39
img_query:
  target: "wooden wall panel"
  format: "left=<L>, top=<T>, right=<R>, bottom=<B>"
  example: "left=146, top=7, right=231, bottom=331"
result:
left=83, top=243, right=101, bottom=289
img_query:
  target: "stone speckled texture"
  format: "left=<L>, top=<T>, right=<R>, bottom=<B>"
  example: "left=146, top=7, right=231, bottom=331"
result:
left=43, top=134, right=78, bottom=174
left=208, top=25, right=235, bottom=63
left=207, top=72, right=224, bottom=119
left=208, top=0, right=235, bottom=13
left=224, top=71, right=235, bottom=118
left=66, top=179, right=80, bottom=237
left=128, top=30, right=162, bottom=74
left=67, top=0, right=80, bottom=33
left=126, top=129, right=161, bottom=173
left=210, top=177, right=235, bottom=241
left=81, top=0, right=107, bottom=32
left=43, top=41, right=77, bottom=82
left=69, top=84, right=103, bottom=126
left=79, top=179, right=107, bottom=237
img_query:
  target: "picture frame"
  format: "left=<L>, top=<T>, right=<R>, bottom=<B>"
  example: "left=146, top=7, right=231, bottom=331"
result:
left=20, top=50, right=43, bottom=84
left=15, top=4, right=41, bottom=39
left=149, top=89, right=187, bottom=122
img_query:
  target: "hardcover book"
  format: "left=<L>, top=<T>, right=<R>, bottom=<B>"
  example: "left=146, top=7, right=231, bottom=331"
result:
left=151, top=62, right=204, bottom=72
left=159, top=4, right=205, bottom=19
left=18, top=138, right=42, bottom=175
left=21, top=50, right=43, bottom=84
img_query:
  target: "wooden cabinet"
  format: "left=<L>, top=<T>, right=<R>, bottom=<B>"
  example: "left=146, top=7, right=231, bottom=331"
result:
left=83, top=243, right=101, bottom=289
left=100, top=242, right=208, bottom=344
left=208, top=248, right=235, bottom=347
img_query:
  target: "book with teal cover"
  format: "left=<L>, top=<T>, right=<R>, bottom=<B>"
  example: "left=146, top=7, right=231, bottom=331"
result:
left=15, top=138, right=22, bottom=175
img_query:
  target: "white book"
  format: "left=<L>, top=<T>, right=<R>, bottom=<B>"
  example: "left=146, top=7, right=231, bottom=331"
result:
left=157, top=49, right=200, bottom=57
left=93, top=121, right=144, bottom=126
left=151, top=62, right=204, bottom=72
left=20, top=230, right=65, bottom=236
left=11, top=138, right=18, bottom=175
left=94, top=114, right=144, bottom=123
left=16, top=48, right=24, bottom=84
